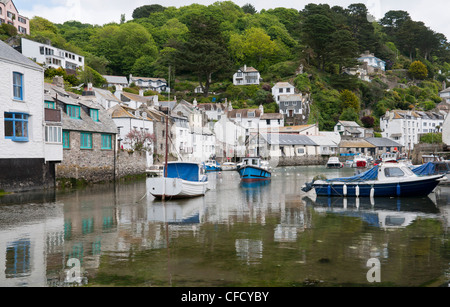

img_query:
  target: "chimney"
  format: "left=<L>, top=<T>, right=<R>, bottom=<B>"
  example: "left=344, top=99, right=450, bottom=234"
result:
left=259, top=104, right=264, bottom=115
left=82, top=82, right=95, bottom=96
left=193, top=98, right=197, bottom=106
left=52, top=76, right=64, bottom=88
left=139, top=89, right=144, bottom=96
left=115, top=84, right=123, bottom=99
left=244, top=64, right=247, bottom=71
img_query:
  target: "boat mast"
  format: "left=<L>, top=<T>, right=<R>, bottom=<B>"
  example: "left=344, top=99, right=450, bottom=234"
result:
left=162, top=114, right=169, bottom=201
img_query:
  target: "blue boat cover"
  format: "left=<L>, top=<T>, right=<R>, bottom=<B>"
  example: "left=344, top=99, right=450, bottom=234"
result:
left=164, top=163, right=199, bottom=181
left=326, top=166, right=379, bottom=182
left=412, top=162, right=435, bottom=176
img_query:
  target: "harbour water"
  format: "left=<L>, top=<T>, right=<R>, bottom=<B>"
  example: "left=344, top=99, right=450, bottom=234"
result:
left=0, top=166, right=449, bottom=287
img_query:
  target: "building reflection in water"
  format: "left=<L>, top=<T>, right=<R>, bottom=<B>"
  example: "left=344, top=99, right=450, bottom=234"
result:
left=0, top=171, right=449, bottom=287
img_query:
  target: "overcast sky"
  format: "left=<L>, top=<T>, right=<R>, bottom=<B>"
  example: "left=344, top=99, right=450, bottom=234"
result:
left=16, top=0, right=450, bottom=40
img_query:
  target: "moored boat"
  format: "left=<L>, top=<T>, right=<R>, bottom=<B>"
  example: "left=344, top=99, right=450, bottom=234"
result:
left=326, top=157, right=343, bottom=169
left=222, top=161, right=237, bottom=171
left=148, top=162, right=208, bottom=199
left=237, top=157, right=271, bottom=182
left=353, top=155, right=368, bottom=168
left=204, top=160, right=222, bottom=172
left=302, top=162, right=447, bottom=197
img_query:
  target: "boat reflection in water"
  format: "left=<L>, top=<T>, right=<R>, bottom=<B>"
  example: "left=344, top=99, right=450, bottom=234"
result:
left=303, top=195, right=441, bottom=229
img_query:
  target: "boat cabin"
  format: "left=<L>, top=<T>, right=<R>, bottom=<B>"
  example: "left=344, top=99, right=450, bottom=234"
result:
left=163, top=162, right=206, bottom=181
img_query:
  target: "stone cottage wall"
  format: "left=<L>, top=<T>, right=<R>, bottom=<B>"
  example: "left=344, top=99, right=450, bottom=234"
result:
left=56, top=132, right=147, bottom=184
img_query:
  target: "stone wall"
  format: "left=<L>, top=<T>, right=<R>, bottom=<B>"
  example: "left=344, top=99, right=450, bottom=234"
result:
left=56, top=131, right=147, bottom=185
left=270, top=155, right=328, bottom=167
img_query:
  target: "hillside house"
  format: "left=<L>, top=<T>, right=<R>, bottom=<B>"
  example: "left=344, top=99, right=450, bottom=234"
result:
left=278, top=93, right=311, bottom=126
left=129, top=74, right=168, bottom=93
left=20, top=38, right=84, bottom=71
left=233, top=65, right=261, bottom=86
left=0, top=0, right=29, bottom=35
left=358, top=51, right=386, bottom=72
left=272, top=82, right=296, bottom=103
left=103, top=75, right=128, bottom=88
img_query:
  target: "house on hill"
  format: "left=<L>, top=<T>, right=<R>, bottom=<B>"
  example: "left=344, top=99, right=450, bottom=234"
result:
left=0, top=0, right=29, bottom=35
left=129, top=74, right=168, bottom=93
left=233, top=65, right=261, bottom=85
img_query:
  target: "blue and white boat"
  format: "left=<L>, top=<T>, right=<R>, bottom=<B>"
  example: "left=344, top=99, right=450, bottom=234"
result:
left=204, top=160, right=222, bottom=172
left=237, top=157, right=271, bottom=182
left=148, top=162, right=208, bottom=199
left=302, top=162, right=447, bottom=197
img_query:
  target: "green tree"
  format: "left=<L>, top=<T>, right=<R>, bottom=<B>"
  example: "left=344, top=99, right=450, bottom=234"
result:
left=132, top=4, right=166, bottom=19
left=242, top=3, right=257, bottom=14
left=340, top=89, right=361, bottom=112
left=176, top=14, right=232, bottom=97
left=408, top=61, right=428, bottom=80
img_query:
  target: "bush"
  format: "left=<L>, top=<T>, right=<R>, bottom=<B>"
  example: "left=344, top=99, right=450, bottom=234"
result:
left=420, top=133, right=442, bottom=144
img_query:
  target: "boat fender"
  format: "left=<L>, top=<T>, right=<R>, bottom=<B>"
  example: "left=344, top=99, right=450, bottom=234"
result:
left=370, top=186, right=375, bottom=198
left=355, top=185, right=360, bottom=197
left=343, top=184, right=347, bottom=196
left=327, top=184, right=331, bottom=196
left=397, top=183, right=401, bottom=196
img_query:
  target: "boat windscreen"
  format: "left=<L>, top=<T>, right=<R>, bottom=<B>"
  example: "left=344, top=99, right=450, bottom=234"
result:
left=165, top=163, right=199, bottom=181
left=326, top=165, right=379, bottom=182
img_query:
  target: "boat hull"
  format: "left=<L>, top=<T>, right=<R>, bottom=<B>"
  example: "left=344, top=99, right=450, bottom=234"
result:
left=238, top=166, right=271, bottom=182
left=313, top=175, right=444, bottom=197
left=148, top=177, right=208, bottom=199
left=205, top=166, right=221, bottom=172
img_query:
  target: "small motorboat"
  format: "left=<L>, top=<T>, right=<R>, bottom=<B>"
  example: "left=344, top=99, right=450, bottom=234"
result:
left=353, top=155, right=368, bottom=168
left=204, top=160, right=222, bottom=172
left=237, top=157, right=271, bottom=182
left=326, top=157, right=343, bottom=169
left=221, top=162, right=237, bottom=171
left=302, top=162, right=447, bottom=197
left=148, top=162, right=208, bottom=199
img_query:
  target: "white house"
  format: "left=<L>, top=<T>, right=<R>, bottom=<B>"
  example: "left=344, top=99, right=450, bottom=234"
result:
left=334, top=121, right=366, bottom=138
left=171, top=115, right=193, bottom=161
left=233, top=65, right=261, bottom=86
left=0, top=40, right=60, bottom=192
left=439, top=87, right=450, bottom=104
left=272, top=82, right=296, bottom=103
left=214, top=116, right=247, bottom=160
left=358, top=51, right=385, bottom=72
left=107, top=104, right=154, bottom=167
left=442, top=113, right=450, bottom=146
left=20, top=37, right=85, bottom=70
left=380, top=110, right=446, bottom=150
left=129, top=74, right=168, bottom=93
left=260, top=134, right=318, bottom=159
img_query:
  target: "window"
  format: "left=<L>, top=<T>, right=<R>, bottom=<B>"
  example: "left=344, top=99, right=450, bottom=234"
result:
left=45, top=100, right=55, bottom=109
left=248, top=112, right=255, bottom=118
left=80, top=132, right=92, bottom=149
left=18, top=17, right=27, bottom=24
left=13, top=72, right=23, bottom=100
left=63, top=130, right=70, bottom=148
left=101, top=134, right=112, bottom=149
left=66, top=105, right=81, bottom=119
left=45, top=126, right=62, bottom=143
left=297, top=148, right=305, bottom=154
left=384, top=167, right=405, bottom=178
left=4, top=112, right=28, bottom=142
left=90, top=109, right=99, bottom=122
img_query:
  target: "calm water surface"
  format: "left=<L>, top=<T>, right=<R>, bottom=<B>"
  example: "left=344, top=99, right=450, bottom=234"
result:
left=0, top=166, right=449, bottom=287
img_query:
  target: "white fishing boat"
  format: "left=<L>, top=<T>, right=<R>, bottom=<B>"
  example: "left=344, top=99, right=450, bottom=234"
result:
left=148, top=162, right=208, bottom=199
left=326, top=157, right=343, bottom=169
left=221, top=161, right=237, bottom=171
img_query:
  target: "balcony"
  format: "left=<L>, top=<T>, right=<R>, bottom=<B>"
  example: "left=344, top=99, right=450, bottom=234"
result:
left=45, top=108, right=61, bottom=122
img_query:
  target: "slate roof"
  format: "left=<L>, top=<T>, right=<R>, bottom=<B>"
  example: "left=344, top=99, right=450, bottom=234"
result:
left=228, top=108, right=262, bottom=119
left=365, top=137, right=403, bottom=147
left=45, top=82, right=117, bottom=134
left=262, top=134, right=317, bottom=146
left=0, top=40, right=42, bottom=71
left=103, top=75, right=128, bottom=84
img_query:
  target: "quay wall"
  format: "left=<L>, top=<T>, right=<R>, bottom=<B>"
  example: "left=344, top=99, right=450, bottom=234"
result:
left=270, top=155, right=328, bottom=167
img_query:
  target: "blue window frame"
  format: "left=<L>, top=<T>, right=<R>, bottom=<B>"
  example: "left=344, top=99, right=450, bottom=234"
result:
left=63, top=130, right=70, bottom=148
left=90, top=109, right=99, bottom=122
left=80, top=132, right=92, bottom=149
left=67, top=105, right=81, bottom=119
left=4, top=112, right=29, bottom=142
left=101, top=134, right=112, bottom=149
left=13, top=72, right=23, bottom=100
